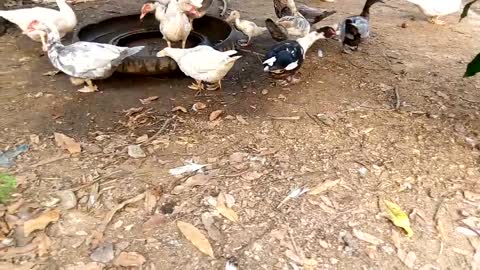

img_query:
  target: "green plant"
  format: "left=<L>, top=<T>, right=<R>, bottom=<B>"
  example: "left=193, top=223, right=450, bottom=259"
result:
left=0, top=173, right=16, bottom=203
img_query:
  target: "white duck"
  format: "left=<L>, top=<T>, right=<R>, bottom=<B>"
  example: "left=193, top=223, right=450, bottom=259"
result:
left=26, top=20, right=144, bottom=92
left=140, top=0, right=201, bottom=48
left=157, top=45, right=241, bottom=92
left=0, top=0, right=76, bottom=43
left=226, top=10, right=267, bottom=46
left=406, top=0, right=462, bottom=24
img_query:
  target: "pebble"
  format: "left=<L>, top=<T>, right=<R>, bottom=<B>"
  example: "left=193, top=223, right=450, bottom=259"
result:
left=127, top=145, right=146, bottom=158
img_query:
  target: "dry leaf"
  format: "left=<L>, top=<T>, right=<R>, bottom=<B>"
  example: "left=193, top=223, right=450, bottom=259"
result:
left=24, top=210, right=60, bottom=236
left=384, top=200, right=414, bottom=237
left=123, top=107, right=144, bottom=116
left=177, top=221, right=214, bottom=258
left=352, top=228, right=384, bottom=245
left=397, top=249, right=416, bottom=269
left=216, top=192, right=239, bottom=222
left=308, top=179, right=340, bottom=195
left=33, top=232, right=52, bottom=257
left=172, top=106, right=188, bottom=113
left=54, top=133, right=81, bottom=154
left=217, top=205, right=239, bottom=222
left=391, top=229, right=401, bottom=249
left=172, top=174, right=211, bottom=194
left=7, top=198, right=24, bottom=214
left=144, top=190, right=158, bottom=214
left=139, top=96, right=159, bottom=105
left=201, top=212, right=222, bottom=241
left=113, top=252, right=146, bottom=267
left=142, top=214, right=166, bottom=231
left=192, top=102, right=207, bottom=112
left=236, top=115, right=248, bottom=125
left=209, top=110, right=223, bottom=121
left=0, top=262, right=36, bottom=270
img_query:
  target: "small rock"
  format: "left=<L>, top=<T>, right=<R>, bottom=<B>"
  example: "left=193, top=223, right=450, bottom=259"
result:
left=29, top=134, right=40, bottom=144
left=209, top=110, right=223, bottom=121
left=128, top=145, right=146, bottom=158
left=401, top=22, right=408, bottom=28
left=113, top=252, right=146, bottom=267
left=90, top=243, right=114, bottom=263
left=261, top=89, right=269, bottom=95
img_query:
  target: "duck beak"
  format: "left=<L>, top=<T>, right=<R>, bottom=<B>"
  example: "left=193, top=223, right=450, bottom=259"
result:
left=140, top=12, right=147, bottom=20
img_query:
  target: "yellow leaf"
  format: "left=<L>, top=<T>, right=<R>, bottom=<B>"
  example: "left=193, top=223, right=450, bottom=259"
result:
left=24, top=210, right=60, bottom=236
left=177, top=221, right=214, bottom=258
left=384, top=200, right=414, bottom=237
left=216, top=192, right=239, bottom=222
left=217, top=205, right=239, bottom=222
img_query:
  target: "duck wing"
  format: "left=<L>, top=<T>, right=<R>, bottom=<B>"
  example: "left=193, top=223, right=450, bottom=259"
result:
left=297, top=5, right=336, bottom=24
left=53, top=42, right=143, bottom=77
left=265, top=18, right=289, bottom=41
left=273, top=0, right=294, bottom=18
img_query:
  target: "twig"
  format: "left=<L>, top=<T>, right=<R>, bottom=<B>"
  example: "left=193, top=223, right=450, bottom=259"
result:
left=270, top=116, right=301, bottom=120
left=305, top=112, right=323, bottom=127
left=458, top=96, right=480, bottom=104
left=236, top=48, right=265, bottom=58
left=67, top=170, right=126, bottom=192
left=97, top=192, right=146, bottom=233
left=394, top=87, right=401, bottom=110
left=143, top=115, right=177, bottom=145
left=29, top=154, right=70, bottom=168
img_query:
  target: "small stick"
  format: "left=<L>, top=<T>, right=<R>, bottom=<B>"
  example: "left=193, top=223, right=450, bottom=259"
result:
left=30, top=154, right=70, bottom=168
left=394, top=87, right=401, bottom=110
left=143, top=115, right=177, bottom=145
left=236, top=48, right=265, bottom=58
left=270, top=116, right=301, bottom=120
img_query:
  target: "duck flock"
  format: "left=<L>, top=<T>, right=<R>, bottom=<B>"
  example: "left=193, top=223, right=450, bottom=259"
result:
left=0, top=0, right=464, bottom=93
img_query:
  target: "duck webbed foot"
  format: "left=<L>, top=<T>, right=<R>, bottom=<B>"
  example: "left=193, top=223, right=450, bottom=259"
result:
left=77, top=79, right=99, bottom=93
left=188, top=80, right=205, bottom=95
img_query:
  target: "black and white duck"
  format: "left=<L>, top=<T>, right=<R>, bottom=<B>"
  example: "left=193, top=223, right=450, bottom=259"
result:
left=262, top=26, right=336, bottom=85
left=338, top=0, right=383, bottom=53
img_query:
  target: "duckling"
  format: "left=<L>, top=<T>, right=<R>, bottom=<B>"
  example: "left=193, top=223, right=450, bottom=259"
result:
left=338, top=0, right=383, bottom=53
left=157, top=45, right=242, bottom=93
left=263, top=26, right=336, bottom=85
left=406, top=0, right=462, bottom=25
left=140, top=0, right=200, bottom=48
left=226, top=10, right=267, bottom=46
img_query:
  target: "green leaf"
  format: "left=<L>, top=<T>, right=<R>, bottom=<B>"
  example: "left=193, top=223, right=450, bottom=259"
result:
left=460, top=0, right=478, bottom=21
left=465, top=53, right=480, bottom=77
left=0, top=173, right=16, bottom=203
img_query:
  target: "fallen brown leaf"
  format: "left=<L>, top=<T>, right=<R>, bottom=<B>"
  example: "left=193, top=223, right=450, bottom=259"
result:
left=24, top=210, right=60, bottom=236
left=177, top=221, right=214, bottom=258
left=0, top=262, right=36, bottom=270
left=352, top=228, right=384, bottom=246
left=97, top=192, right=146, bottom=234
left=172, top=174, right=211, bottom=194
left=144, top=190, right=158, bottom=215
left=397, top=249, right=416, bottom=269
left=236, top=115, right=249, bottom=125
left=216, top=192, right=239, bottom=222
left=123, top=107, right=144, bottom=116
left=140, top=96, right=159, bottom=105
left=54, top=133, right=81, bottom=154
left=33, top=232, right=52, bottom=257
left=192, top=102, right=207, bottom=111
left=308, top=179, right=340, bottom=195
left=201, top=212, right=222, bottom=241
left=209, top=110, right=223, bottom=121
left=142, top=214, right=166, bottom=231
left=391, top=229, right=401, bottom=249
left=113, top=252, right=146, bottom=267
left=172, top=106, right=188, bottom=113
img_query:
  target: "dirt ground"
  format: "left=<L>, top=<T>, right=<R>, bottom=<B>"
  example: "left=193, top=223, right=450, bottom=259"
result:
left=1, top=0, right=480, bottom=269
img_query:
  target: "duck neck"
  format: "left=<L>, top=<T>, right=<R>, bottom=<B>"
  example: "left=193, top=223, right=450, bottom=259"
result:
left=297, top=32, right=324, bottom=54
left=55, top=0, right=76, bottom=23
left=360, top=0, right=380, bottom=18
left=44, top=25, right=62, bottom=50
